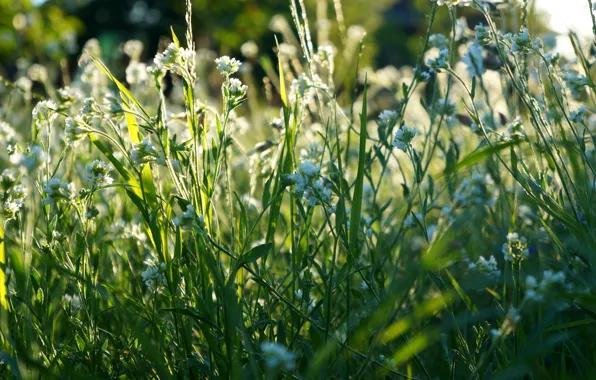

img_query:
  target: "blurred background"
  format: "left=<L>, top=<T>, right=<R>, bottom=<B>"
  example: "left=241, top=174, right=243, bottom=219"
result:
left=0, top=0, right=592, bottom=82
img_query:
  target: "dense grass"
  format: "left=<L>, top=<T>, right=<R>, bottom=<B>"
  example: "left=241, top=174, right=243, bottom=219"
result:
left=1, top=0, right=596, bottom=378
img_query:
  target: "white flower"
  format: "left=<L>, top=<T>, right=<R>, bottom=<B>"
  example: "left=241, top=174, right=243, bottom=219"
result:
left=64, top=117, right=89, bottom=145
left=261, top=342, right=296, bottom=372
left=569, top=106, right=587, bottom=123
left=130, top=137, right=158, bottom=167
left=10, top=145, right=46, bottom=170
left=0, top=121, right=18, bottom=154
left=469, top=255, right=500, bottom=277
left=32, top=100, right=58, bottom=127
left=436, top=0, right=472, bottom=7
left=141, top=258, right=167, bottom=293
left=426, top=48, right=449, bottom=72
left=63, top=294, right=81, bottom=311
left=378, top=110, right=397, bottom=129
left=429, top=34, right=449, bottom=50
left=462, top=40, right=485, bottom=78
left=153, top=43, right=195, bottom=77
left=84, top=160, right=113, bottom=187
left=126, top=62, right=148, bottom=85
left=42, top=177, right=76, bottom=205
left=123, top=40, right=144, bottom=60
left=502, top=232, right=529, bottom=262
left=392, top=125, right=417, bottom=151
left=227, top=78, right=248, bottom=98
left=215, top=56, right=242, bottom=76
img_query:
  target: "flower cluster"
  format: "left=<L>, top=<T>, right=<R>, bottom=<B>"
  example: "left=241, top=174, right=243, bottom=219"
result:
left=1, top=170, right=26, bottom=222
left=504, top=116, right=526, bottom=141
left=42, top=178, right=76, bottom=205
left=392, top=125, right=417, bottom=151
left=468, top=255, right=500, bottom=277
left=454, top=173, right=496, bottom=207
left=130, top=137, right=159, bottom=167
left=84, top=160, right=113, bottom=188
left=260, top=342, right=296, bottom=372
left=426, top=48, right=449, bottom=72
left=64, top=117, right=90, bottom=145
left=287, top=161, right=333, bottom=208
left=215, top=56, right=242, bottom=77
left=153, top=42, right=196, bottom=78
left=525, top=270, right=566, bottom=302
left=462, top=40, right=485, bottom=78
left=141, top=258, right=167, bottom=293
left=502, top=232, right=529, bottom=262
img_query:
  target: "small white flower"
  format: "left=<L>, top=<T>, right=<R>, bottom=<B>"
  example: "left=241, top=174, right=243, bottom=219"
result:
left=569, top=106, right=587, bottom=123
left=215, top=56, right=242, bottom=76
left=392, top=125, right=417, bottom=151
left=42, top=177, right=76, bottom=205
left=130, top=137, right=158, bottom=167
left=462, top=40, right=485, bottom=78
left=84, top=160, right=113, bottom=187
left=261, top=342, right=296, bottom=372
left=426, top=48, right=449, bottom=72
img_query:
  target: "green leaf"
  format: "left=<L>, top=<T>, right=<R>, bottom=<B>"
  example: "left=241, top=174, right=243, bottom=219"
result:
left=449, top=140, right=524, bottom=174
left=242, top=243, right=273, bottom=264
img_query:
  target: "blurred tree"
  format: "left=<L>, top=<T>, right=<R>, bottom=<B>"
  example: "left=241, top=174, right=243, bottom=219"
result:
left=0, top=0, right=81, bottom=75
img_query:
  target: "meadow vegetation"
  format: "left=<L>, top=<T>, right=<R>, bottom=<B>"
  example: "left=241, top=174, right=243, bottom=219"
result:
left=1, top=0, right=596, bottom=378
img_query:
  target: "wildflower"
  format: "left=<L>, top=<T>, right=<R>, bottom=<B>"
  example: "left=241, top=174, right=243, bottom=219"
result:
left=469, top=255, right=500, bottom=277
left=316, top=44, right=336, bottom=67
left=123, top=39, right=144, bottom=60
left=505, top=116, right=526, bottom=141
left=291, top=74, right=313, bottom=100
left=295, top=288, right=303, bottom=300
left=64, top=117, right=89, bottom=145
left=454, top=173, right=496, bottom=207
left=360, top=280, right=369, bottom=290
left=10, top=145, right=46, bottom=170
left=300, top=142, right=324, bottom=161
left=434, top=98, right=456, bottom=126
left=0, top=121, right=18, bottom=154
left=414, top=68, right=430, bottom=82
left=569, top=106, right=587, bottom=123
left=287, top=161, right=333, bottom=207
left=215, top=56, right=242, bottom=76
left=525, top=270, right=566, bottom=302
left=58, top=86, right=83, bottom=104
left=378, top=110, right=398, bottom=130
left=126, top=62, right=148, bottom=85
left=42, top=177, right=76, bottom=205
left=562, top=67, right=589, bottom=97
left=154, top=43, right=195, bottom=77
left=63, top=293, right=82, bottom=311
left=426, top=48, right=449, bottom=72
left=429, top=34, right=449, bottom=50
left=32, top=100, right=58, bottom=127
left=226, top=78, right=248, bottom=99
left=84, top=160, right=113, bottom=187
left=260, top=342, right=296, bottom=372
left=462, top=40, right=485, bottom=78
left=130, top=137, right=158, bottom=167
left=141, top=258, right=167, bottom=293
left=502, top=232, right=529, bottom=262
left=508, top=28, right=533, bottom=54
left=392, top=125, right=417, bottom=151
left=436, top=0, right=472, bottom=8
left=474, top=24, right=491, bottom=46
left=173, top=204, right=205, bottom=231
